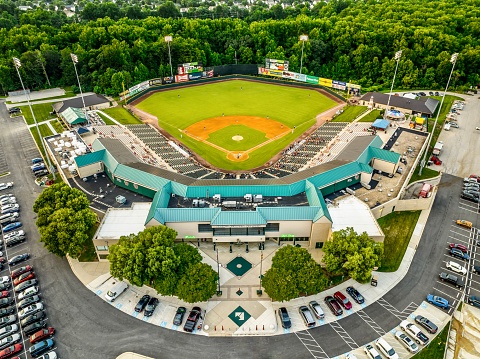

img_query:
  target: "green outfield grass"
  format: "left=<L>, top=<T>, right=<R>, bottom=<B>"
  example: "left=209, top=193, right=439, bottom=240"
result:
left=135, top=80, right=338, bottom=170
left=207, top=125, right=267, bottom=151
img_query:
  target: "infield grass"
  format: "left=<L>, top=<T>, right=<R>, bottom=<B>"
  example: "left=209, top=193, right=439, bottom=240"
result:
left=135, top=80, right=338, bottom=170
left=207, top=125, right=267, bottom=151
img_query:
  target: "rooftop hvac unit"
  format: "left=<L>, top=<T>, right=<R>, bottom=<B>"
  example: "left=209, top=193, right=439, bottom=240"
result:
left=244, top=194, right=252, bottom=202
left=254, top=194, right=263, bottom=203
left=213, top=194, right=221, bottom=202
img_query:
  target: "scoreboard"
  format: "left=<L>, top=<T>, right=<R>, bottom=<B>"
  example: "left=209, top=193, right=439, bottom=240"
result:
left=178, top=62, right=204, bottom=75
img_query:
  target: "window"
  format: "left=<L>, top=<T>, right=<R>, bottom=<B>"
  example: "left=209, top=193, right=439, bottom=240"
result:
left=198, top=224, right=213, bottom=232
left=315, top=242, right=324, bottom=249
left=96, top=246, right=109, bottom=251
left=99, top=254, right=108, bottom=260
left=265, top=223, right=279, bottom=232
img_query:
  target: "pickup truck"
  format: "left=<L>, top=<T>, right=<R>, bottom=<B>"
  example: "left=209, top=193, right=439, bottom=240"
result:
left=439, top=272, right=464, bottom=288
left=183, top=307, right=202, bottom=333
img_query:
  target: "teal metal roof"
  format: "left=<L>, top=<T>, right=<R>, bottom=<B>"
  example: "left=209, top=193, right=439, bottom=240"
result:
left=185, top=184, right=295, bottom=198
left=316, top=194, right=332, bottom=223
left=368, top=147, right=401, bottom=164
left=153, top=208, right=220, bottom=224
left=74, top=149, right=105, bottom=168
left=356, top=136, right=383, bottom=164
left=305, top=180, right=321, bottom=207
left=145, top=186, right=171, bottom=224
left=358, top=163, right=373, bottom=173
left=257, top=207, right=319, bottom=221
left=61, top=107, right=87, bottom=124
left=309, top=162, right=362, bottom=189
left=211, top=211, right=267, bottom=226
left=114, top=164, right=169, bottom=191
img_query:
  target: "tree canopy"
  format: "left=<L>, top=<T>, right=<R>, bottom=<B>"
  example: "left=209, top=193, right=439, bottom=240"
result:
left=108, top=226, right=217, bottom=303
left=33, top=182, right=97, bottom=258
left=322, top=227, right=383, bottom=283
left=0, top=0, right=479, bottom=95
left=262, top=245, right=328, bottom=301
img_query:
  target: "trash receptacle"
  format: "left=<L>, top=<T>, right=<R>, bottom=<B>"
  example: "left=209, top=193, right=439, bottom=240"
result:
left=371, top=275, right=378, bottom=287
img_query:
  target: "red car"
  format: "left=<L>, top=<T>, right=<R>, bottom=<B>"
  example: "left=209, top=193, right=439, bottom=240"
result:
left=0, top=258, right=5, bottom=264
left=449, top=243, right=468, bottom=253
left=11, top=265, right=32, bottom=279
left=0, top=344, right=22, bottom=359
left=0, top=291, right=8, bottom=299
left=469, top=174, right=479, bottom=179
left=13, top=272, right=34, bottom=286
left=29, top=327, right=55, bottom=344
left=334, top=291, right=353, bottom=310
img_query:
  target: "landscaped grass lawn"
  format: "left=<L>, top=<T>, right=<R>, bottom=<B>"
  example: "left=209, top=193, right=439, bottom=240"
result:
left=135, top=80, right=338, bottom=170
left=377, top=210, right=421, bottom=272
left=408, top=166, right=439, bottom=185
left=30, top=124, right=54, bottom=158
left=79, top=222, right=99, bottom=262
left=331, top=105, right=367, bottom=122
left=18, top=103, right=56, bottom=125
left=360, top=109, right=383, bottom=122
left=102, top=107, right=142, bottom=124
left=97, top=112, right=115, bottom=125
left=50, top=120, right=65, bottom=134
left=207, top=125, right=267, bottom=151
left=411, top=323, right=449, bottom=359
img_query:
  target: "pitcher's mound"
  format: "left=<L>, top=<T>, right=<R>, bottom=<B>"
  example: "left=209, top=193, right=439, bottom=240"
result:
left=232, top=135, right=243, bottom=141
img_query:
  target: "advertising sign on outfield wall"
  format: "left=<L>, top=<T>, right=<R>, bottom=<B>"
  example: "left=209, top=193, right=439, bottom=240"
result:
left=332, top=80, right=347, bottom=90
left=265, top=59, right=289, bottom=71
left=188, top=72, right=203, bottom=81
left=175, top=74, right=189, bottom=82
left=178, top=62, right=204, bottom=75
left=306, top=75, right=319, bottom=84
left=319, top=78, right=333, bottom=87
left=294, top=73, right=307, bottom=82
left=282, top=71, right=296, bottom=80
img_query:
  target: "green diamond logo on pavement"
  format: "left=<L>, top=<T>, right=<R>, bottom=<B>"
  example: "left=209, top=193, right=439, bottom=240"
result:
left=228, top=306, right=251, bottom=327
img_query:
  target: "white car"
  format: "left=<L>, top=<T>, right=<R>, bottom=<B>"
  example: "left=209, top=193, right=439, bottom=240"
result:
left=345, top=353, right=358, bottom=359
left=18, top=286, right=39, bottom=301
left=3, top=230, right=24, bottom=240
left=18, top=303, right=44, bottom=320
left=0, top=333, right=21, bottom=350
left=395, top=330, right=419, bottom=353
left=0, top=277, right=9, bottom=285
left=1, top=204, right=19, bottom=214
left=39, top=351, right=57, bottom=359
left=400, top=320, right=429, bottom=345
left=0, top=198, right=15, bottom=206
left=375, top=338, right=399, bottom=359
left=446, top=261, right=467, bottom=275
left=364, top=344, right=382, bottom=359
left=0, top=324, right=18, bottom=340
left=0, top=195, right=14, bottom=202
left=0, top=184, right=13, bottom=191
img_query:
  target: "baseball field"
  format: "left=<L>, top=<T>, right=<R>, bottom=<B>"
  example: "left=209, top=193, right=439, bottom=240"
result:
left=134, top=80, right=338, bottom=170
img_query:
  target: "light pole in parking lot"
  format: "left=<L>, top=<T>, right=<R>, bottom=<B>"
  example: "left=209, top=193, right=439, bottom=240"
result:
left=384, top=50, right=402, bottom=119
left=70, top=53, right=88, bottom=124
left=13, top=57, right=56, bottom=180
left=164, top=36, right=174, bottom=81
left=299, top=35, right=309, bottom=75
left=418, top=53, right=459, bottom=176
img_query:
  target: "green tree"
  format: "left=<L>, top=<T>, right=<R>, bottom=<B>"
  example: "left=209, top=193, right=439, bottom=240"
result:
left=323, top=227, right=383, bottom=283
left=262, top=246, right=327, bottom=301
left=176, top=263, right=217, bottom=303
left=33, top=183, right=96, bottom=258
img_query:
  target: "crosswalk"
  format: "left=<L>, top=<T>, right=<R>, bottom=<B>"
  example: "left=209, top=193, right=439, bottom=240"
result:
left=329, top=321, right=358, bottom=349
left=295, top=330, right=330, bottom=359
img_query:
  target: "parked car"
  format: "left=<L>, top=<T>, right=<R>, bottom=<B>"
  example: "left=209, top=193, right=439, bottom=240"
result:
left=20, top=312, right=46, bottom=327
left=23, top=321, right=47, bottom=336
left=31, top=158, right=43, bottom=164
left=375, top=337, right=399, bottom=359
left=449, top=248, right=470, bottom=261
left=0, top=198, right=15, bottom=206
left=34, top=170, right=49, bottom=178
left=5, top=236, right=25, bottom=248
left=144, top=297, right=159, bottom=317
left=0, top=333, right=21, bottom=351
left=427, top=294, right=449, bottom=309
left=0, top=205, right=19, bottom=215
left=1, top=223, right=21, bottom=233
left=449, top=243, right=468, bottom=253
left=324, top=296, right=343, bottom=316
left=134, top=295, right=150, bottom=313
left=18, top=303, right=44, bottom=320
left=334, top=291, right=352, bottom=310
left=308, top=300, right=325, bottom=319
left=0, top=325, right=18, bottom=340
left=400, top=320, right=429, bottom=345
left=277, top=307, right=291, bottom=329
left=395, top=330, right=419, bottom=353
left=183, top=307, right=202, bottom=332
left=31, top=163, right=45, bottom=171
left=467, top=295, right=480, bottom=308
left=14, top=279, right=37, bottom=293
left=457, top=219, right=473, bottom=228
left=446, top=261, right=467, bottom=275
left=428, top=91, right=434, bottom=96
left=0, top=293, right=8, bottom=300
left=173, top=306, right=186, bottom=326
left=419, top=92, right=427, bottom=96
left=8, top=253, right=29, bottom=266
left=0, top=284, right=10, bottom=292
left=0, top=344, right=22, bottom=359
left=11, top=265, right=32, bottom=279
left=473, top=264, right=480, bottom=275
left=0, top=278, right=8, bottom=286
left=346, top=286, right=364, bottom=304
left=13, top=272, right=35, bottom=286
left=439, top=272, right=464, bottom=288
left=364, top=344, right=382, bottom=359
left=0, top=308, right=14, bottom=319
left=0, top=316, right=16, bottom=329
left=0, top=184, right=13, bottom=192
left=38, top=351, right=57, bottom=359
left=415, top=315, right=438, bottom=334
left=2, top=230, right=23, bottom=241
left=29, top=339, right=54, bottom=357
left=30, top=327, right=55, bottom=344
left=17, top=295, right=40, bottom=310
left=7, top=108, right=20, bottom=114
left=18, top=286, right=39, bottom=301
left=462, top=192, right=480, bottom=202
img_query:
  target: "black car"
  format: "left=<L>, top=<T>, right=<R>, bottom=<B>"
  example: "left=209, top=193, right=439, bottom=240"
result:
left=7, top=108, right=20, bottom=114
left=428, top=91, right=434, bottom=96
left=173, top=306, right=186, bottom=326
left=324, top=296, right=343, bottom=316
left=23, top=321, right=47, bottom=336
left=14, top=279, right=37, bottom=293
left=278, top=307, right=292, bottom=329
left=435, top=91, right=440, bottom=96
left=419, top=92, right=427, bottom=96
left=34, top=170, right=49, bottom=178
left=346, top=286, right=364, bottom=304
left=17, top=295, right=40, bottom=310
left=0, top=283, right=10, bottom=291
left=144, top=297, right=159, bottom=317
left=8, top=253, right=29, bottom=266
left=468, top=295, right=480, bottom=308
left=0, top=308, right=14, bottom=319
left=415, top=315, right=438, bottom=334
left=20, top=311, right=46, bottom=327
left=0, top=298, right=13, bottom=309
left=439, top=272, right=464, bottom=288
left=134, top=295, right=150, bottom=313
left=473, top=264, right=480, bottom=274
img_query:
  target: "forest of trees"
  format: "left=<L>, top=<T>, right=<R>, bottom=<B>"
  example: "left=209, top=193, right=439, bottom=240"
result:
left=0, top=0, right=479, bottom=96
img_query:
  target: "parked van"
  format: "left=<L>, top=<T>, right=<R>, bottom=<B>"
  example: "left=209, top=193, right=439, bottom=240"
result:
left=375, top=338, right=399, bottom=359
left=419, top=183, right=432, bottom=198
left=105, top=281, right=128, bottom=302
left=298, top=305, right=316, bottom=328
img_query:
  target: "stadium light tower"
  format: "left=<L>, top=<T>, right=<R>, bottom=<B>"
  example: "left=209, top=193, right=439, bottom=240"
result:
left=13, top=57, right=55, bottom=180
left=165, top=36, right=174, bottom=80
left=299, top=35, right=309, bottom=74
left=384, top=50, right=402, bottom=119
left=419, top=53, right=458, bottom=175
left=70, top=53, right=88, bottom=123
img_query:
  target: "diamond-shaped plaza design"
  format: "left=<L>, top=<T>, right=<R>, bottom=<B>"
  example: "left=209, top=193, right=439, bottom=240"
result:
left=228, top=306, right=252, bottom=327
left=226, top=256, right=253, bottom=277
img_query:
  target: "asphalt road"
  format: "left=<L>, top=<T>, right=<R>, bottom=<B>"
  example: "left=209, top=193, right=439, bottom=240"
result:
left=0, top=98, right=478, bottom=359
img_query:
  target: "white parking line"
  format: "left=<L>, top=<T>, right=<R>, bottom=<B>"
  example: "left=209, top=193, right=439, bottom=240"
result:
left=448, top=236, right=469, bottom=245
left=432, top=286, right=461, bottom=302
left=435, top=280, right=464, bottom=294
left=295, top=331, right=330, bottom=359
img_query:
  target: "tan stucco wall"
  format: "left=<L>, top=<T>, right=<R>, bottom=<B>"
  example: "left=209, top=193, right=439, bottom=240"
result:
left=371, top=158, right=396, bottom=174
left=77, top=162, right=103, bottom=178
left=308, top=220, right=332, bottom=249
